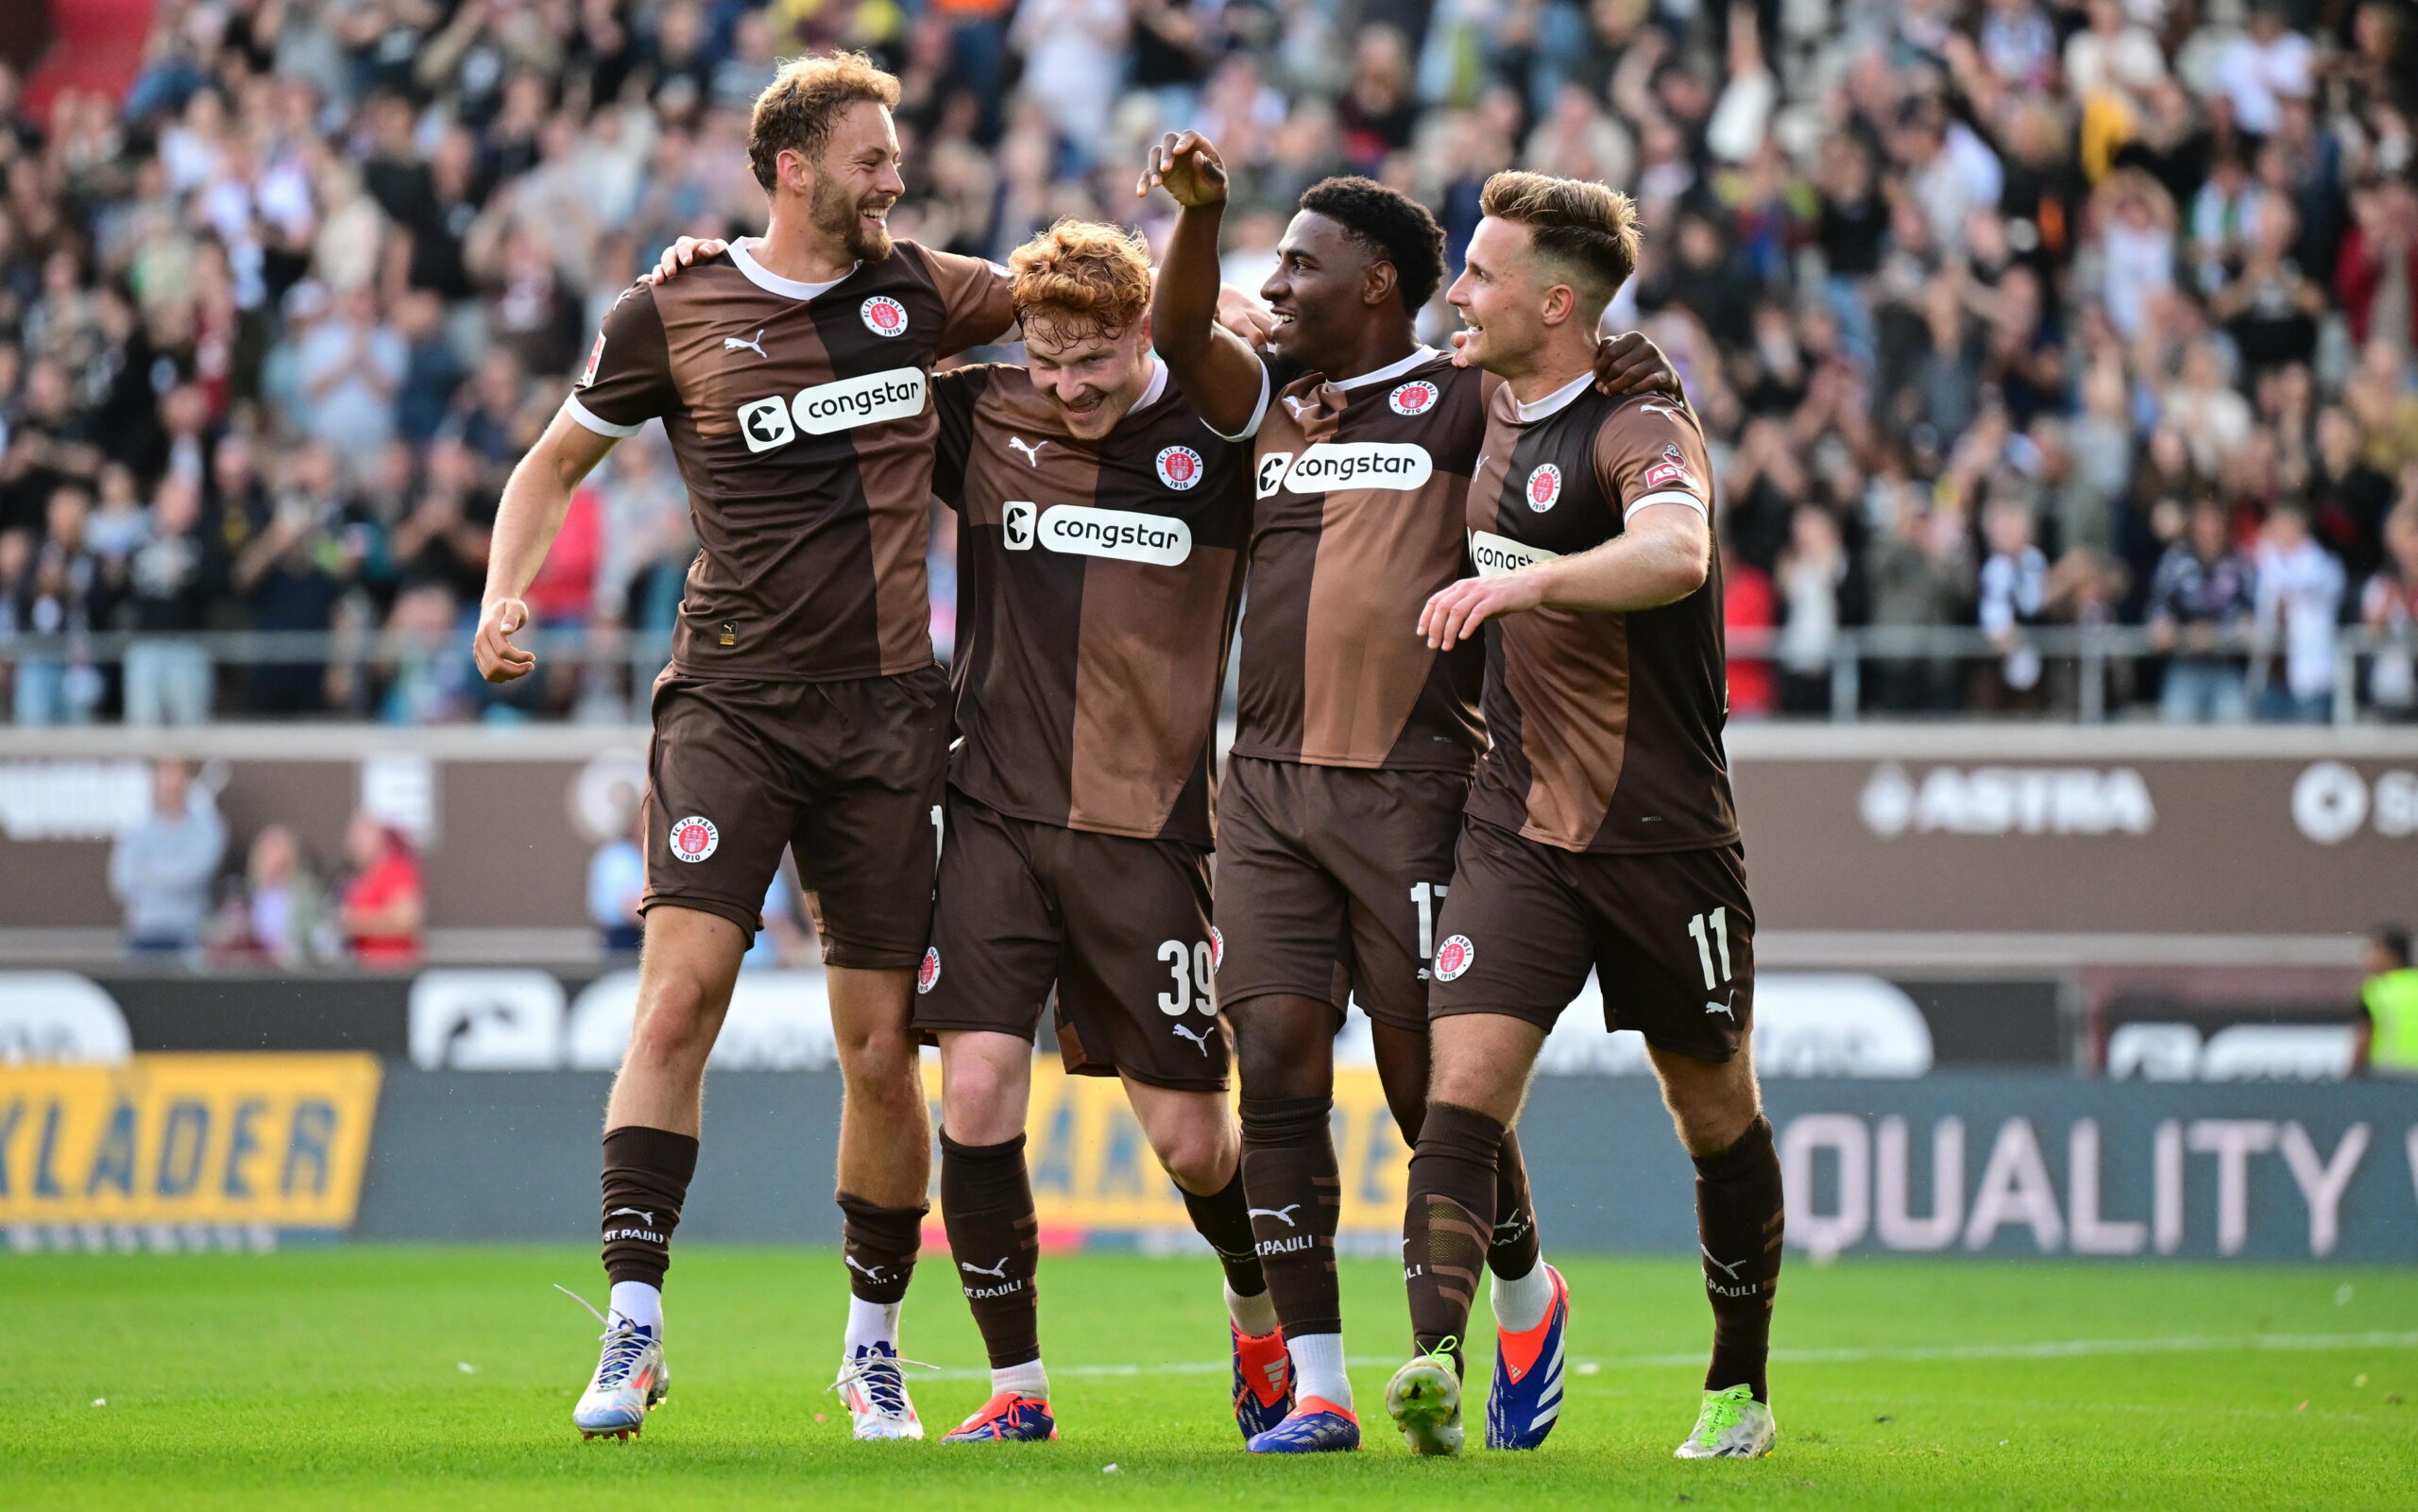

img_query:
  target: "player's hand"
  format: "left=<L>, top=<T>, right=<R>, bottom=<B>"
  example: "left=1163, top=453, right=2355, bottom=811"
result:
left=1594, top=331, right=1681, bottom=397
left=649, top=236, right=729, bottom=284
left=1216, top=283, right=1276, bottom=348
left=1138, top=130, right=1229, bottom=208
left=1420, top=572, right=1546, bottom=651
left=474, top=597, right=536, bottom=682
left=1448, top=328, right=1473, bottom=366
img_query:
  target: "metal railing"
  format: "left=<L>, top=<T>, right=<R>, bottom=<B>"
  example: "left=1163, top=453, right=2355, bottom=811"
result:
left=0, top=623, right=2409, bottom=724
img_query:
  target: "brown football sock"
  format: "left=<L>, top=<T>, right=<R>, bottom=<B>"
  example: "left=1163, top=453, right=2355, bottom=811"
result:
left=1403, top=1101, right=1502, bottom=1376
left=940, top=1130, right=1042, bottom=1369
left=1489, top=1128, right=1542, bottom=1280
left=838, top=1191, right=925, bottom=1305
left=1240, top=1094, right=1341, bottom=1336
left=1694, top=1114, right=1783, bottom=1402
left=1178, top=1164, right=1269, bottom=1301
left=600, top=1125, right=698, bottom=1290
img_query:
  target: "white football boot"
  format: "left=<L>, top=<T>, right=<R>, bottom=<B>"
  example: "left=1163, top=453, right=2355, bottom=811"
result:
left=830, top=1341, right=927, bottom=1440
left=561, top=1287, right=670, bottom=1439
left=1674, top=1384, right=1776, bottom=1458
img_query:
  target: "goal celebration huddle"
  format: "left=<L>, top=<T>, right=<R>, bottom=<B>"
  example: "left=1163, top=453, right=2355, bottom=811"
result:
left=472, top=48, right=1780, bottom=1462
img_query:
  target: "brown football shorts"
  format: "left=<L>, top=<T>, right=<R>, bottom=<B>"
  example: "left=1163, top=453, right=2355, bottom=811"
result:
left=641, top=665, right=948, bottom=969
left=1212, top=755, right=1472, bottom=1032
left=1427, top=816, right=1756, bottom=1062
left=913, top=789, right=1228, bottom=1092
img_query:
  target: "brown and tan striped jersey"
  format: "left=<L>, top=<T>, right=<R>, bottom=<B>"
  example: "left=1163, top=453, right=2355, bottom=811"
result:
left=1463, top=379, right=1738, bottom=855
left=1227, top=348, right=1494, bottom=773
left=932, top=362, right=1252, bottom=845
left=567, top=238, right=1013, bottom=682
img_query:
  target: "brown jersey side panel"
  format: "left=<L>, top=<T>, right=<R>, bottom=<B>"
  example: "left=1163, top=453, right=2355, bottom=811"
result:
left=1068, top=542, right=1239, bottom=836
left=1500, top=606, right=1631, bottom=851
left=1299, top=473, right=1472, bottom=764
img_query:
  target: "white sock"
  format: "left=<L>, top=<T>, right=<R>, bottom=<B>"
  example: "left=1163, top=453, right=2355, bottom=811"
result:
left=1226, top=1281, right=1279, bottom=1339
left=992, top=1358, right=1049, bottom=1399
left=845, top=1296, right=900, bottom=1355
left=1490, top=1260, right=1554, bottom=1334
left=1287, top=1331, right=1352, bottom=1410
left=608, top=1281, right=662, bottom=1334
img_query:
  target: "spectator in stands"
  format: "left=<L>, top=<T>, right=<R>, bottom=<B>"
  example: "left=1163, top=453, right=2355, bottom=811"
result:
left=2148, top=497, right=2258, bottom=722
left=108, top=757, right=226, bottom=957
left=2351, top=924, right=2418, bottom=1077
left=119, top=474, right=219, bottom=725
left=2253, top=501, right=2348, bottom=721
left=588, top=807, right=645, bottom=956
left=10, top=483, right=107, bottom=724
left=338, top=811, right=423, bottom=968
left=2362, top=501, right=2418, bottom=717
left=231, top=444, right=365, bottom=716
left=211, top=822, right=334, bottom=967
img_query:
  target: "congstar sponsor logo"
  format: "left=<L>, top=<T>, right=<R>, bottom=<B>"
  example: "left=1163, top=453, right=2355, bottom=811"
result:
left=738, top=367, right=928, bottom=450
left=1020, top=503, right=1193, bottom=566
left=1468, top=529, right=1560, bottom=578
left=1271, top=441, right=1434, bottom=493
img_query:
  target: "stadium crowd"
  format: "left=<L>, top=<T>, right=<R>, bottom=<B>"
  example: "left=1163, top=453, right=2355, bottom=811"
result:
left=2, top=0, right=2418, bottom=722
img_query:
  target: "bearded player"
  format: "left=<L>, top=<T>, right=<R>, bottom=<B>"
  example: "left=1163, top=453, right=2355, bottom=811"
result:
left=1138, top=132, right=1674, bottom=1453
left=478, top=53, right=1020, bottom=1442
left=911, top=222, right=1271, bottom=1443
left=1381, top=173, right=1780, bottom=1461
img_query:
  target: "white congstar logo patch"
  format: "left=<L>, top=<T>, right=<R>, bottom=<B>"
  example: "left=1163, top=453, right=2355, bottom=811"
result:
left=1389, top=379, right=1439, bottom=416
left=1526, top=463, right=1563, bottom=512
left=1469, top=530, right=1562, bottom=577
left=739, top=396, right=795, bottom=452
left=1156, top=445, right=1204, bottom=490
left=1255, top=451, right=1295, bottom=500
left=1033, top=504, right=1191, bottom=565
left=860, top=296, right=909, bottom=337
left=1275, top=442, right=1433, bottom=493
left=1433, top=934, right=1474, bottom=981
left=669, top=816, right=719, bottom=863
left=917, top=947, right=941, bottom=994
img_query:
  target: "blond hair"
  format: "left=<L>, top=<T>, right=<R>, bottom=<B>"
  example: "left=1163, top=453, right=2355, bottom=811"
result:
left=1477, top=171, right=1643, bottom=315
left=1008, top=220, right=1154, bottom=342
left=747, top=51, right=900, bottom=193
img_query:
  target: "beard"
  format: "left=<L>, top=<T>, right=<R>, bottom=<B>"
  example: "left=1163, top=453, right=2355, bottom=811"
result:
left=810, top=174, right=895, bottom=264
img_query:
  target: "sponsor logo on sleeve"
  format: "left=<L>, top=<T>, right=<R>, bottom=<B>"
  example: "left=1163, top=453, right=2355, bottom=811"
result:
left=1468, top=530, right=1562, bottom=577
left=579, top=332, right=605, bottom=388
left=1388, top=379, right=1440, bottom=416
left=669, top=815, right=720, bottom=862
left=1525, top=463, right=1563, bottom=513
left=1034, top=505, right=1192, bottom=566
left=1643, top=443, right=1694, bottom=491
left=860, top=296, right=909, bottom=337
left=1275, top=442, right=1434, bottom=493
left=1433, top=934, right=1475, bottom=982
left=1156, top=445, right=1204, bottom=490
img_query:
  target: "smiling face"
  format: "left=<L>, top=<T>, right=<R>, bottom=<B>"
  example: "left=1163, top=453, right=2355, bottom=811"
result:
left=1445, top=216, right=1572, bottom=380
left=800, top=99, right=904, bottom=263
left=1260, top=211, right=1395, bottom=369
left=1022, top=313, right=1157, bottom=440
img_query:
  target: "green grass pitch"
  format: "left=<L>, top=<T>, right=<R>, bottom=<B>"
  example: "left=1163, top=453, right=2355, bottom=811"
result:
left=13, top=1247, right=2417, bottom=1508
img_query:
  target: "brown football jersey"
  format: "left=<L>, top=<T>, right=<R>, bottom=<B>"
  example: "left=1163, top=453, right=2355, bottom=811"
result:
left=931, top=362, right=1252, bottom=845
left=1462, top=379, right=1738, bottom=854
left=1226, top=348, right=1493, bottom=773
left=567, top=238, right=1013, bottom=682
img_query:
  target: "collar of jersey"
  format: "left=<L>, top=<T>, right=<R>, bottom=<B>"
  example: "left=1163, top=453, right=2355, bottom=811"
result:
left=729, top=238, right=860, bottom=301
left=1514, top=370, right=1594, bottom=423
left=1135, top=356, right=1168, bottom=412
left=1329, top=345, right=1442, bottom=393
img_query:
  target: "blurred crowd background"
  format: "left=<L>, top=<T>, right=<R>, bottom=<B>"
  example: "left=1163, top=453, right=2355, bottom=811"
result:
left=3, top=0, right=2418, bottom=723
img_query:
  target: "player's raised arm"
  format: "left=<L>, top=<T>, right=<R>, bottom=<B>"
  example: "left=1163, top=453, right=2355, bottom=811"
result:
left=1139, top=131, right=1268, bottom=438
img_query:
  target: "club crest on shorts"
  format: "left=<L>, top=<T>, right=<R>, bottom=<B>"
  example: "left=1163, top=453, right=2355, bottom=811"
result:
left=1525, top=463, right=1563, bottom=513
left=1433, top=934, right=1475, bottom=982
left=1389, top=379, right=1439, bottom=416
left=860, top=296, right=909, bottom=337
left=1156, top=445, right=1203, bottom=490
left=917, top=946, right=941, bottom=994
left=669, top=815, right=719, bottom=863
left=1208, top=926, right=1224, bottom=971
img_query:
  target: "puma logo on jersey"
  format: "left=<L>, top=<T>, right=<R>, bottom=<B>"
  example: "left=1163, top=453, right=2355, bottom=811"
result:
left=960, top=1257, right=1011, bottom=1280
left=1171, top=1022, right=1214, bottom=1054
left=1249, top=1205, right=1303, bottom=1227
left=1008, top=436, right=1048, bottom=467
left=1281, top=395, right=1316, bottom=419
left=1640, top=402, right=1682, bottom=419
left=723, top=328, right=767, bottom=358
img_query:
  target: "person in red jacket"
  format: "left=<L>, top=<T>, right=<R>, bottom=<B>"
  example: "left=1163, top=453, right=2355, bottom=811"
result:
left=339, top=812, right=424, bottom=967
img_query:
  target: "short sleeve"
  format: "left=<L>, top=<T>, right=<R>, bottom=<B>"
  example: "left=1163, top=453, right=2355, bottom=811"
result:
left=566, top=282, right=675, bottom=437
left=1208, top=354, right=1276, bottom=442
left=928, top=365, right=997, bottom=510
left=1592, top=400, right=1712, bottom=522
left=922, top=246, right=1017, bottom=357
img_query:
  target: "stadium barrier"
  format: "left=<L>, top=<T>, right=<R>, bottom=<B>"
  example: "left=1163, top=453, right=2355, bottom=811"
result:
left=9, top=1057, right=2415, bottom=1263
